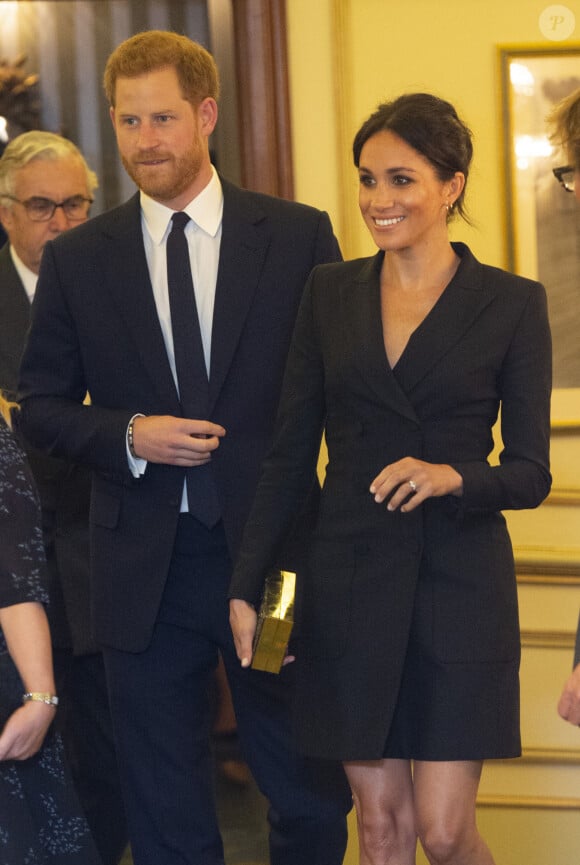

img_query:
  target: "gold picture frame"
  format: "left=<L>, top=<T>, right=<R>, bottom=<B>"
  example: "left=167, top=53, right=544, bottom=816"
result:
left=500, top=44, right=580, bottom=427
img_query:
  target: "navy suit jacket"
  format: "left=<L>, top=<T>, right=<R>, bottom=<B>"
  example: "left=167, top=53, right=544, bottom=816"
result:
left=19, top=178, right=341, bottom=652
left=0, top=245, right=31, bottom=401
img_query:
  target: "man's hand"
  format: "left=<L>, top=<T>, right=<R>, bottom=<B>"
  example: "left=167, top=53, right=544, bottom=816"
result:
left=229, top=599, right=258, bottom=668
left=132, top=415, right=225, bottom=465
left=558, top=663, right=580, bottom=726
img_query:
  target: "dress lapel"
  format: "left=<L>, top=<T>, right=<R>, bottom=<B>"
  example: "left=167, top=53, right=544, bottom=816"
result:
left=344, top=253, right=419, bottom=424
left=393, top=243, right=495, bottom=395
left=343, top=244, right=495, bottom=420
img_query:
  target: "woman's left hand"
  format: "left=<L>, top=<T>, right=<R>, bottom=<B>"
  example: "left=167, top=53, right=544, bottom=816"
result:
left=370, top=457, right=463, bottom=513
left=229, top=599, right=258, bottom=668
left=0, top=702, right=55, bottom=761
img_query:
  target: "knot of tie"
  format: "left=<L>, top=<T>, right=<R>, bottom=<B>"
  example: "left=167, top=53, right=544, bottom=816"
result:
left=171, top=211, right=190, bottom=232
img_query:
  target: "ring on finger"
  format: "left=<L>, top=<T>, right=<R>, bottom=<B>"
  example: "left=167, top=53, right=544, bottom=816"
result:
left=408, top=480, right=417, bottom=493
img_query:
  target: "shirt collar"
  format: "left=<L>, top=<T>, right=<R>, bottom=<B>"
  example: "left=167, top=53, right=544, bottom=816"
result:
left=140, top=165, right=224, bottom=244
left=9, top=245, right=37, bottom=302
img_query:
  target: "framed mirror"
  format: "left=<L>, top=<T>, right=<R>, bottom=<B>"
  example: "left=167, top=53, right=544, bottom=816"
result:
left=500, top=44, right=580, bottom=397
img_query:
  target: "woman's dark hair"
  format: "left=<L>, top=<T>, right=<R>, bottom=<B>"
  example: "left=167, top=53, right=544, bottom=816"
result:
left=353, top=93, right=473, bottom=222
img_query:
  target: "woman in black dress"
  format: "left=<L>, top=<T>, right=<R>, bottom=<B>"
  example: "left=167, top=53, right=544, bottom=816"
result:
left=0, top=396, right=101, bottom=864
left=229, top=94, right=552, bottom=864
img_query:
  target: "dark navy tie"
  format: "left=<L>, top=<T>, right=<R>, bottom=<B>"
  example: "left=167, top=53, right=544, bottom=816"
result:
left=167, top=211, right=220, bottom=528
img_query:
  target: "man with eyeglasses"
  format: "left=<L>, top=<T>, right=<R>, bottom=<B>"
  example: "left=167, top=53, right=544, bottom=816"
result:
left=0, top=130, right=128, bottom=865
left=547, top=89, right=580, bottom=727
left=552, top=164, right=576, bottom=195
left=0, top=132, right=94, bottom=279
left=550, top=89, right=580, bottom=203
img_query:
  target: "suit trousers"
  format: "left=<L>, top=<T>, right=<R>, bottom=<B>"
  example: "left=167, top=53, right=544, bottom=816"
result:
left=103, top=515, right=351, bottom=865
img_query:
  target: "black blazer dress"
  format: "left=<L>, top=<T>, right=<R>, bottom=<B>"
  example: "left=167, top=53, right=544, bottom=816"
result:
left=230, top=243, right=552, bottom=761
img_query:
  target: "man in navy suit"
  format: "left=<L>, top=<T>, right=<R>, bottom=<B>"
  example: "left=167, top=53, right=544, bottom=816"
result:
left=0, top=131, right=128, bottom=865
left=19, top=31, right=351, bottom=865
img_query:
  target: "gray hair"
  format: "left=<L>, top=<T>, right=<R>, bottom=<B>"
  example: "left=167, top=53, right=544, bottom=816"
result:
left=0, top=130, right=98, bottom=202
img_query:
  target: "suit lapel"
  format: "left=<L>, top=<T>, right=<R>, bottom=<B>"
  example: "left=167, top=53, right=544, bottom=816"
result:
left=99, top=184, right=272, bottom=415
left=99, top=195, right=180, bottom=408
left=209, top=180, right=270, bottom=412
left=0, top=245, right=31, bottom=329
left=0, top=246, right=33, bottom=394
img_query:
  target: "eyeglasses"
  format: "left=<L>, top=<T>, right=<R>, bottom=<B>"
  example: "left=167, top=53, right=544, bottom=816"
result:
left=552, top=165, right=576, bottom=193
left=2, top=194, right=93, bottom=221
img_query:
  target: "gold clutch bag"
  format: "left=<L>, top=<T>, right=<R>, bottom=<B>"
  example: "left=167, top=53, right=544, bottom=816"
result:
left=251, top=569, right=296, bottom=674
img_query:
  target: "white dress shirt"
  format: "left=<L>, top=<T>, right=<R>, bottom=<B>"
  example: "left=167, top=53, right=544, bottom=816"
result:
left=141, top=166, right=224, bottom=378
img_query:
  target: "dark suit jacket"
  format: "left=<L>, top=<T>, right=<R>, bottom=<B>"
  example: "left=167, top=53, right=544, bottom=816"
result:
left=229, top=243, right=552, bottom=758
left=0, top=245, right=31, bottom=402
left=0, top=244, right=94, bottom=653
left=18, top=179, right=341, bottom=653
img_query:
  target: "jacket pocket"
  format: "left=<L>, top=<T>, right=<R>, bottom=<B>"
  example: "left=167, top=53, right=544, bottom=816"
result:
left=429, top=519, right=520, bottom=664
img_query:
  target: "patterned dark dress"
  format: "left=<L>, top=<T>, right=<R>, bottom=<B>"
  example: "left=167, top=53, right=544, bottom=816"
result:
left=0, top=416, right=101, bottom=864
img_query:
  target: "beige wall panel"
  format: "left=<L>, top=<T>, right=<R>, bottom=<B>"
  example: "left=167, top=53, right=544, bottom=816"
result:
left=520, top=646, right=580, bottom=747
left=345, top=805, right=580, bottom=865
left=471, top=808, right=580, bottom=865
left=550, top=430, right=580, bottom=490
left=481, top=758, right=580, bottom=798
left=518, top=580, right=580, bottom=633
left=508, top=504, right=580, bottom=549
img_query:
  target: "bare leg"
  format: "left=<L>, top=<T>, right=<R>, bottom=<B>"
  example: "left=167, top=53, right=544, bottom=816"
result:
left=413, top=761, right=495, bottom=865
left=344, top=759, right=416, bottom=865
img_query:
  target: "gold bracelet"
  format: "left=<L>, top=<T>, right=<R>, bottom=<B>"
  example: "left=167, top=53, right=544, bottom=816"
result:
left=22, top=692, right=59, bottom=708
